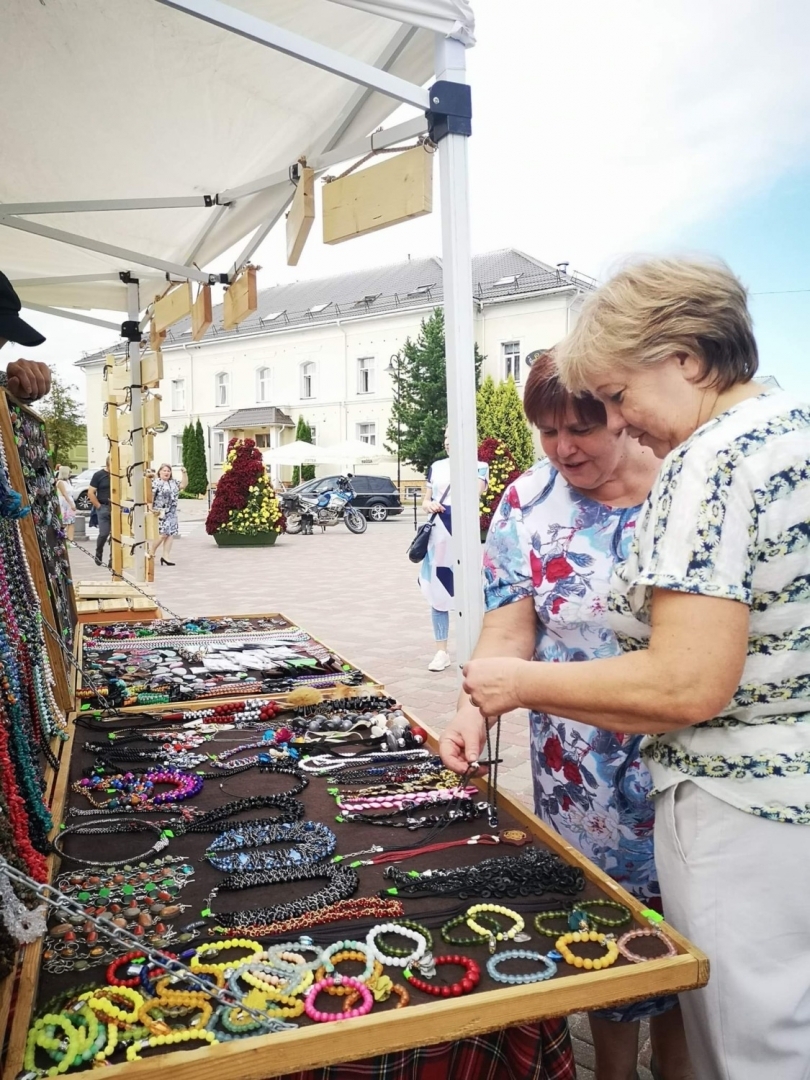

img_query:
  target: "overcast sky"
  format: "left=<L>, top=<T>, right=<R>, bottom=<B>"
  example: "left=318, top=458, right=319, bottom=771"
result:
left=19, top=0, right=810, bottom=401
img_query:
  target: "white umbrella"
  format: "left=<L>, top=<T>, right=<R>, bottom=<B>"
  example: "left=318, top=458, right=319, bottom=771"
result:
left=319, top=439, right=388, bottom=465
left=261, top=441, right=324, bottom=465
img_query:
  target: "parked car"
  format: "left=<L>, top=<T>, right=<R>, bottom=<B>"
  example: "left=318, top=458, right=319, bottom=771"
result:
left=284, top=474, right=402, bottom=522
left=70, top=467, right=103, bottom=511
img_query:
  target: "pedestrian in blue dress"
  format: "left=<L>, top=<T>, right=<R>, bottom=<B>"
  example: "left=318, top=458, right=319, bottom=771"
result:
left=151, top=463, right=187, bottom=567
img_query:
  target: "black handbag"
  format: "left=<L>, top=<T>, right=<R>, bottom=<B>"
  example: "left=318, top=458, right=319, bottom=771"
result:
left=407, top=486, right=450, bottom=564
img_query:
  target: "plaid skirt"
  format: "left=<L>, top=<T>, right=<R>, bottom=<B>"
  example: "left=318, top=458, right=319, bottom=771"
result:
left=280, top=1019, right=575, bottom=1080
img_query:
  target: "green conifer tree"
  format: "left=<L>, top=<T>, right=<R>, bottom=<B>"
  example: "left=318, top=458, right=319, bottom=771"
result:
left=185, top=419, right=208, bottom=495
left=476, top=374, right=498, bottom=443
left=386, top=309, right=483, bottom=475
left=492, top=376, right=535, bottom=472
left=181, top=423, right=194, bottom=474
left=291, top=416, right=315, bottom=487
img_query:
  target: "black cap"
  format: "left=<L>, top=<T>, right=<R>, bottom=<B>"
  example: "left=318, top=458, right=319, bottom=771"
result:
left=0, top=272, right=46, bottom=347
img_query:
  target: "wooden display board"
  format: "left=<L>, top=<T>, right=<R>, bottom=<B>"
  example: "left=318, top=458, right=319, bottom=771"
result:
left=0, top=392, right=75, bottom=710
left=73, top=613, right=382, bottom=712
left=0, top=696, right=708, bottom=1080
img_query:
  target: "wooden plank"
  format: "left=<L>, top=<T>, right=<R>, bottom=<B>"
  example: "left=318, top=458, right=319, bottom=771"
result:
left=142, top=396, right=161, bottom=430
left=75, top=599, right=101, bottom=614
left=152, top=283, right=192, bottom=334
left=322, top=146, right=433, bottom=245
left=141, top=350, right=164, bottom=389
left=286, top=165, right=315, bottom=266
left=109, top=441, right=123, bottom=578
left=191, top=285, right=213, bottom=342
left=222, top=266, right=257, bottom=330
left=100, top=598, right=130, bottom=612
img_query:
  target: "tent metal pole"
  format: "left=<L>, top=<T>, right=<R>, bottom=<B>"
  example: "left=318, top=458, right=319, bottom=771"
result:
left=0, top=196, right=214, bottom=216
left=126, top=279, right=147, bottom=582
left=184, top=203, right=229, bottom=265
left=12, top=273, right=123, bottom=287
left=153, top=0, right=430, bottom=110
left=0, top=216, right=219, bottom=285
left=218, top=116, right=428, bottom=203
left=433, top=35, right=480, bottom=668
left=19, top=303, right=121, bottom=331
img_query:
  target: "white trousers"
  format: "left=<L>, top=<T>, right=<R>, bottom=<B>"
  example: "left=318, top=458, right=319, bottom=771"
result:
left=655, top=782, right=810, bottom=1080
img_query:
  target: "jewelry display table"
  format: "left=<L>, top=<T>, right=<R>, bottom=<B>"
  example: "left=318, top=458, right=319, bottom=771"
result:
left=1, top=678, right=708, bottom=1080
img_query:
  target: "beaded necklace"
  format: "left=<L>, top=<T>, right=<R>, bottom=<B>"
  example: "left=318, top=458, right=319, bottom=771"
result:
left=205, top=863, right=359, bottom=929
left=205, top=821, right=337, bottom=873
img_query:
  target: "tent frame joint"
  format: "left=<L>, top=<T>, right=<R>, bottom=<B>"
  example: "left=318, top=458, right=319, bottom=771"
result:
left=426, top=80, right=472, bottom=143
left=121, top=320, right=142, bottom=343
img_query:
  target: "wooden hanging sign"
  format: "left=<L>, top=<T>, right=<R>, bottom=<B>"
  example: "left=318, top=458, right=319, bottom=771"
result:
left=191, top=284, right=213, bottom=342
left=286, top=165, right=315, bottom=266
left=141, top=350, right=164, bottom=389
left=222, top=265, right=258, bottom=330
left=322, top=146, right=433, bottom=245
left=153, top=282, right=193, bottom=333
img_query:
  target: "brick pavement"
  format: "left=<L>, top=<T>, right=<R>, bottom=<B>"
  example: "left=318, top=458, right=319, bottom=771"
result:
left=73, top=505, right=653, bottom=1079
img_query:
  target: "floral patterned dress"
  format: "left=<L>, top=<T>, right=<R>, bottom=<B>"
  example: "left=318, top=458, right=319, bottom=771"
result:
left=152, top=478, right=180, bottom=537
left=484, top=460, right=675, bottom=1023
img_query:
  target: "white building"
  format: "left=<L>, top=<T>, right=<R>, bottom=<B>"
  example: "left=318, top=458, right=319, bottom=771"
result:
left=77, top=250, right=595, bottom=484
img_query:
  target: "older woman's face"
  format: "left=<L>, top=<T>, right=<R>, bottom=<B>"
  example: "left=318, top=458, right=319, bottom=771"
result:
left=592, top=354, right=705, bottom=458
left=159, top=465, right=172, bottom=480
left=537, top=406, right=628, bottom=490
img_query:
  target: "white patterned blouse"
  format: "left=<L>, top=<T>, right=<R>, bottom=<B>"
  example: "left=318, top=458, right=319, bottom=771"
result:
left=609, top=389, right=810, bottom=824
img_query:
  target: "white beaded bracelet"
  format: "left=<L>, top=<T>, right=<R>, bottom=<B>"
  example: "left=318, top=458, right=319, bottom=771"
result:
left=366, top=923, right=427, bottom=969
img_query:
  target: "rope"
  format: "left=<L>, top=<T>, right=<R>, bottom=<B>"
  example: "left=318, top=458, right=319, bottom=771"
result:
left=323, top=136, right=435, bottom=184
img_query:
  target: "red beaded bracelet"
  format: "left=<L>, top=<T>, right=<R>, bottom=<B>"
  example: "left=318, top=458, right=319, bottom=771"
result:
left=106, top=951, right=147, bottom=987
left=403, top=955, right=480, bottom=997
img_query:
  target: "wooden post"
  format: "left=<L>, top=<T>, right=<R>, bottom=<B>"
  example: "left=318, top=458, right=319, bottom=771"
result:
left=191, top=285, right=213, bottom=342
left=286, top=165, right=315, bottom=266
left=222, top=266, right=258, bottom=330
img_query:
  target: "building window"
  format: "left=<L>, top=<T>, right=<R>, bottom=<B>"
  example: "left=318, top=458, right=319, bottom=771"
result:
left=253, top=433, right=270, bottom=448
left=171, top=435, right=183, bottom=465
left=213, top=430, right=226, bottom=464
left=357, top=357, right=375, bottom=394
left=171, top=379, right=185, bottom=412
left=308, top=424, right=317, bottom=445
left=356, top=422, right=376, bottom=446
left=503, top=341, right=521, bottom=384
left=300, top=362, right=316, bottom=399
left=256, top=367, right=270, bottom=403
left=215, top=371, right=230, bottom=406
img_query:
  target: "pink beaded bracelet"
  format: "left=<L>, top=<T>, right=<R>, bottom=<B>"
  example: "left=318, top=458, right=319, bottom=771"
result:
left=304, top=976, right=373, bottom=1022
left=616, top=928, right=677, bottom=963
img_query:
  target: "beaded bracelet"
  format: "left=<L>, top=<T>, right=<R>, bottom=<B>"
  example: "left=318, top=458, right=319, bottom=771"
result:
left=376, top=920, right=433, bottom=956
left=555, top=931, right=620, bottom=971
left=191, top=937, right=264, bottom=971
left=487, top=949, right=558, bottom=984
left=86, top=985, right=145, bottom=1023
left=322, top=939, right=375, bottom=982
left=343, top=981, right=409, bottom=1011
left=316, top=954, right=384, bottom=994
left=465, top=903, right=525, bottom=954
left=533, top=910, right=573, bottom=938
left=24, top=1015, right=81, bottom=1075
left=572, top=899, right=632, bottom=929
left=366, top=924, right=427, bottom=969
left=230, top=960, right=311, bottom=999
left=616, top=928, right=677, bottom=963
left=441, top=912, right=503, bottom=946
left=403, top=955, right=480, bottom=997
left=305, top=976, right=374, bottom=1022
left=126, top=1028, right=218, bottom=1060
left=261, top=940, right=324, bottom=972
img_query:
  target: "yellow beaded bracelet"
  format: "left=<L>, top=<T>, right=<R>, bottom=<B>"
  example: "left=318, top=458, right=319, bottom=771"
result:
left=126, top=1028, right=219, bottom=1061
left=24, top=1016, right=81, bottom=1076
left=465, top=904, right=525, bottom=953
left=191, top=938, right=263, bottom=971
left=93, top=1022, right=119, bottom=1064
left=87, top=985, right=145, bottom=1023
left=555, top=930, right=620, bottom=971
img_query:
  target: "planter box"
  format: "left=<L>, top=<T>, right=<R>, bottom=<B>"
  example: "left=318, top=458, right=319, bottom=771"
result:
left=213, top=530, right=278, bottom=547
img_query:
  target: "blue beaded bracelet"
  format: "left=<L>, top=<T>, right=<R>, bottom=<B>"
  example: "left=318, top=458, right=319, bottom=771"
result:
left=486, top=949, right=557, bottom=984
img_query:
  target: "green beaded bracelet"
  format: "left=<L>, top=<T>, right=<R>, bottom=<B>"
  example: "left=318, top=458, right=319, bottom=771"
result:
left=573, top=900, right=632, bottom=928
left=533, top=910, right=573, bottom=938
left=377, top=920, right=433, bottom=956
left=441, top=912, right=503, bottom=946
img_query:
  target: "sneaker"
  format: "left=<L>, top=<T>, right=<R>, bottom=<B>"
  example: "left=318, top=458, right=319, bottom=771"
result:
left=428, top=650, right=451, bottom=672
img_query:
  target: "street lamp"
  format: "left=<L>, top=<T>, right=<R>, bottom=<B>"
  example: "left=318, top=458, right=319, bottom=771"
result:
left=386, top=352, right=402, bottom=492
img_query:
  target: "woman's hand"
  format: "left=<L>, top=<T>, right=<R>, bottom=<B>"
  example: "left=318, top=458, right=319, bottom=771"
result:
left=461, top=657, right=530, bottom=718
left=425, top=500, right=445, bottom=514
left=439, top=706, right=488, bottom=774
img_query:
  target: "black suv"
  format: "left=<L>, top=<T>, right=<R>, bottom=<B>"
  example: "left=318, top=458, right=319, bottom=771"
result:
left=286, top=474, right=403, bottom=522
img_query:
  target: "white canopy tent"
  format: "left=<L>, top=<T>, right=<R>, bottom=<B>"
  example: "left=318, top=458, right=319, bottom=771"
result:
left=1, top=0, right=483, bottom=662
left=317, top=439, right=388, bottom=464
left=261, top=441, right=327, bottom=467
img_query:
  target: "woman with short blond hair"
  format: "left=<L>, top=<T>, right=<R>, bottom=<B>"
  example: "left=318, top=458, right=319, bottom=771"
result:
left=442, top=256, right=810, bottom=1080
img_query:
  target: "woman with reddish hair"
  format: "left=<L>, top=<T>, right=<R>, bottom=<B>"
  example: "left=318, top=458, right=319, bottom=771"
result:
left=445, top=352, right=690, bottom=1080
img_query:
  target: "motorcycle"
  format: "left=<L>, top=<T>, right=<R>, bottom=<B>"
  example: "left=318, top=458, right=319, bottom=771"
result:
left=283, top=476, right=367, bottom=535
